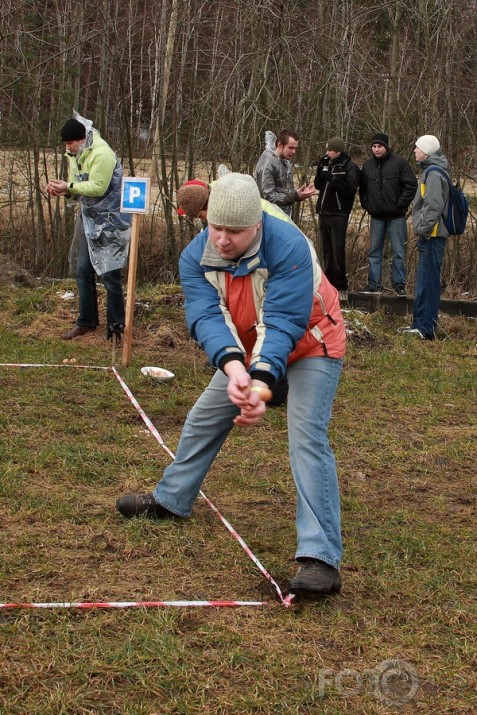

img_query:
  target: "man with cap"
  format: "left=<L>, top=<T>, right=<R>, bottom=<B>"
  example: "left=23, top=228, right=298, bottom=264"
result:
left=47, top=117, right=131, bottom=340
left=400, top=135, right=450, bottom=340
left=175, top=175, right=306, bottom=406
left=254, top=129, right=315, bottom=217
left=176, top=179, right=210, bottom=224
left=314, top=137, right=361, bottom=301
left=117, top=172, right=346, bottom=596
left=359, top=133, right=417, bottom=297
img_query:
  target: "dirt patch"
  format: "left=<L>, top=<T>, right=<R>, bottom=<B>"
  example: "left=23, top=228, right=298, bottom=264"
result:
left=0, top=253, right=37, bottom=287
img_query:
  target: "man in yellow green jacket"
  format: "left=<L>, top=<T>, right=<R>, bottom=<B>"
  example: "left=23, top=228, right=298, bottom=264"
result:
left=47, top=117, right=131, bottom=340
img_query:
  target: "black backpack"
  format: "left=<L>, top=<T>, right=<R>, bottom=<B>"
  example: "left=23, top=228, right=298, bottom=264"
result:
left=423, top=165, right=469, bottom=236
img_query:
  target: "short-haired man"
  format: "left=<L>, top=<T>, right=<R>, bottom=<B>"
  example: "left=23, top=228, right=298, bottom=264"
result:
left=314, top=137, right=361, bottom=301
left=254, top=129, right=315, bottom=217
left=47, top=117, right=131, bottom=340
left=117, top=173, right=346, bottom=596
left=359, top=133, right=417, bottom=296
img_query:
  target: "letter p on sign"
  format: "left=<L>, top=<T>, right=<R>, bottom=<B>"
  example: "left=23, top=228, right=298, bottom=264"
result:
left=121, top=177, right=150, bottom=213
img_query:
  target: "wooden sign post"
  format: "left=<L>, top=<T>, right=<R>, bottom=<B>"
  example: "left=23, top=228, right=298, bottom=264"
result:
left=120, top=177, right=150, bottom=367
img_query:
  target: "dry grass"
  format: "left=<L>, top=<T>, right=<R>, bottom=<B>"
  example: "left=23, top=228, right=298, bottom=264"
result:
left=1, top=147, right=477, bottom=293
left=0, top=279, right=476, bottom=714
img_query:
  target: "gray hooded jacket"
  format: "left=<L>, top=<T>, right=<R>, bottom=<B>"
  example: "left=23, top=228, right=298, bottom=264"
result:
left=412, top=151, right=450, bottom=238
left=254, top=150, right=298, bottom=216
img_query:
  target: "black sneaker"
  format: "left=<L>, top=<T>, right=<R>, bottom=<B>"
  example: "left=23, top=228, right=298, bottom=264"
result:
left=288, top=558, right=342, bottom=595
left=359, top=285, right=382, bottom=295
left=395, top=287, right=407, bottom=297
left=116, top=492, right=173, bottom=519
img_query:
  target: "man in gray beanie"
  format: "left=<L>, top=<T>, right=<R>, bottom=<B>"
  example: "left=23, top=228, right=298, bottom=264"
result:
left=117, top=172, right=347, bottom=597
left=400, top=135, right=449, bottom=340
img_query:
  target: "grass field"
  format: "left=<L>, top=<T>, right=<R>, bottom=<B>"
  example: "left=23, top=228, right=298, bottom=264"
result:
left=0, top=279, right=476, bottom=714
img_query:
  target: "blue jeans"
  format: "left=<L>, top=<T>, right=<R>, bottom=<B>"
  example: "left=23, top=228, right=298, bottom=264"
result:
left=412, top=236, right=446, bottom=339
left=153, top=357, right=343, bottom=569
left=367, top=217, right=407, bottom=290
left=75, top=217, right=125, bottom=328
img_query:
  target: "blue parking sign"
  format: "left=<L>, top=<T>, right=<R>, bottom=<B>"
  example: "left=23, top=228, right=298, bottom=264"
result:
left=121, top=177, right=150, bottom=213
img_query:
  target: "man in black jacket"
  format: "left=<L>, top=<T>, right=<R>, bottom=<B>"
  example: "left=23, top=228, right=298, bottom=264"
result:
left=314, top=137, right=361, bottom=301
left=359, top=133, right=417, bottom=296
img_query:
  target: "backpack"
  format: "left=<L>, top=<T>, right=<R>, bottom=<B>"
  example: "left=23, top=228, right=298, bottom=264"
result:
left=423, top=165, right=469, bottom=236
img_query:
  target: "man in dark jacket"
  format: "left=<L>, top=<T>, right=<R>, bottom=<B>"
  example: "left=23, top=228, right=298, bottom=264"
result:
left=359, top=133, right=417, bottom=296
left=314, top=137, right=361, bottom=301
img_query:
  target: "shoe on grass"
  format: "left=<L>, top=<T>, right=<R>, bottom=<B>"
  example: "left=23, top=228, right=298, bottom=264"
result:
left=395, top=287, right=407, bottom=297
left=116, top=492, right=173, bottom=519
left=359, top=285, right=382, bottom=295
left=61, top=325, right=96, bottom=340
left=398, top=327, right=425, bottom=339
left=288, top=558, right=342, bottom=595
left=339, top=290, right=348, bottom=302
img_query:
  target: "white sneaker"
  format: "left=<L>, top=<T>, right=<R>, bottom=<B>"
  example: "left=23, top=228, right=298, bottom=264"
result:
left=399, top=327, right=425, bottom=339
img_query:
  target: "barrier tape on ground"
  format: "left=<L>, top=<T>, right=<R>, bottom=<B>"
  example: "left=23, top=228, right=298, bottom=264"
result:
left=0, top=363, right=109, bottom=370
left=0, top=600, right=266, bottom=609
left=1, top=361, right=294, bottom=609
left=111, top=366, right=176, bottom=460
left=111, top=367, right=293, bottom=607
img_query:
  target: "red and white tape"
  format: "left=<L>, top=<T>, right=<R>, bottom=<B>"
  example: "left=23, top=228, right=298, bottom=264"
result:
left=0, top=362, right=109, bottom=370
left=0, top=600, right=266, bottom=609
left=111, top=367, right=293, bottom=607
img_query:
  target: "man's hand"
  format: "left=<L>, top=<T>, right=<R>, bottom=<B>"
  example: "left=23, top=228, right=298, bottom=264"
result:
left=233, top=382, right=269, bottom=426
left=47, top=179, right=69, bottom=197
left=223, top=360, right=270, bottom=426
left=296, top=183, right=316, bottom=201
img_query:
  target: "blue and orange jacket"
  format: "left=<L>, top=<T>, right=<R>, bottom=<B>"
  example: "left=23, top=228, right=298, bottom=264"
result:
left=179, top=210, right=346, bottom=388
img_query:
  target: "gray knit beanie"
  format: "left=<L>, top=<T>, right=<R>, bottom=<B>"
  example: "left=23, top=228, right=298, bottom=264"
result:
left=415, top=135, right=440, bottom=156
left=326, top=136, right=346, bottom=153
left=207, top=173, right=262, bottom=227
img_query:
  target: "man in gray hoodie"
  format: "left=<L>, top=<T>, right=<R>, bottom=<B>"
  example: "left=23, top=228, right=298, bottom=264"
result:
left=401, top=135, right=449, bottom=340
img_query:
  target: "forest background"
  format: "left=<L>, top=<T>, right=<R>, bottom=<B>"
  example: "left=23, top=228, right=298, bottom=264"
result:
left=0, top=0, right=476, bottom=294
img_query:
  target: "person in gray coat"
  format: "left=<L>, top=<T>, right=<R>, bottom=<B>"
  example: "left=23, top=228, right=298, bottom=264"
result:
left=401, top=135, right=450, bottom=340
left=254, top=129, right=315, bottom=217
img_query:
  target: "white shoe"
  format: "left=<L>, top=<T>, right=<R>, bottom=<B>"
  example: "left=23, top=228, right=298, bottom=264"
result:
left=399, top=327, right=425, bottom=339
left=339, top=290, right=348, bottom=302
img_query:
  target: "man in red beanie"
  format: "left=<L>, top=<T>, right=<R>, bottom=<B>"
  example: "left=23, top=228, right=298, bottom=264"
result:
left=177, top=179, right=210, bottom=221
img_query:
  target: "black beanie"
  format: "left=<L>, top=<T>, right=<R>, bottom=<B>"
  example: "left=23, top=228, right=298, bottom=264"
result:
left=60, top=118, right=86, bottom=142
left=371, top=133, right=389, bottom=149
